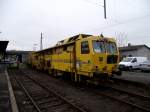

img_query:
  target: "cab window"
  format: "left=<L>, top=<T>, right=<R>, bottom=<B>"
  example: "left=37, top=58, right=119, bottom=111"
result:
left=106, top=42, right=117, bottom=54
left=81, top=41, right=89, bottom=54
left=93, top=41, right=105, bottom=53
left=132, top=58, right=137, bottom=63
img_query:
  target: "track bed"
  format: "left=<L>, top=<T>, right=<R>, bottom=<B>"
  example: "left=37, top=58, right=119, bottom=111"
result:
left=8, top=68, right=150, bottom=112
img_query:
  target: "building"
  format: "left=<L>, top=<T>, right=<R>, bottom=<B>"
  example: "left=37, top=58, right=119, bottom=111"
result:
left=0, top=40, right=32, bottom=64
left=119, top=44, right=150, bottom=60
left=0, top=41, right=9, bottom=62
left=6, top=50, right=32, bottom=63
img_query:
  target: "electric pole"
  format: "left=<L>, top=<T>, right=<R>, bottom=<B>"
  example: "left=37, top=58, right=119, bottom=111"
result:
left=40, top=33, right=43, bottom=50
left=33, top=44, right=37, bottom=51
left=104, top=0, right=106, bottom=19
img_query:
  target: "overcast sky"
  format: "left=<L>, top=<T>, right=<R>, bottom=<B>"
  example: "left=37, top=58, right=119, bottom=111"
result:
left=0, top=0, right=150, bottom=50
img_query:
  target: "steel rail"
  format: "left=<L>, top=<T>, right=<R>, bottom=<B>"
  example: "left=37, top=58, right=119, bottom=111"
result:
left=95, top=85, right=150, bottom=112
left=24, top=69, right=150, bottom=112
left=12, top=71, right=42, bottom=112
left=25, top=75, right=88, bottom=112
left=112, top=77, right=149, bottom=87
left=97, top=91, right=150, bottom=112
left=103, top=85, right=150, bottom=100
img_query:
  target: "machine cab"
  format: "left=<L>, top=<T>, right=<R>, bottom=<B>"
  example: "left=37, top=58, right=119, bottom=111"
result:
left=76, top=35, right=119, bottom=77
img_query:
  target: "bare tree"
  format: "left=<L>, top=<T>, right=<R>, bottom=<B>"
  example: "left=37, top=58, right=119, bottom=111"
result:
left=115, top=32, right=128, bottom=47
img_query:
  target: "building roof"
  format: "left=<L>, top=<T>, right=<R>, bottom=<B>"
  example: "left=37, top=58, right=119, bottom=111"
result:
left=6, top=50, right=32, bottom=55
left=119, top=44, right=150, bottom=51
left=0, top=41, right=9, bottom=53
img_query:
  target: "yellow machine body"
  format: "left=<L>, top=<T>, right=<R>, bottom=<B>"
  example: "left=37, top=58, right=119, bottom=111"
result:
left=29, top=34, right=120, bottom=81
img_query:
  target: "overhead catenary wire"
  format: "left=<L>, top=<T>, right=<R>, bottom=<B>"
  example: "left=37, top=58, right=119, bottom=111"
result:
left=80, top=0, right=107, bottom=19
left=87, top=14, right=150, bottom=32
left=80, top=0, right=150, bottom=30
left=81, top=0, right=104, bottom=7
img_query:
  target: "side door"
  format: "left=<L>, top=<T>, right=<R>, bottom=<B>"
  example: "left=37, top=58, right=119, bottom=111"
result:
left=76, top=40, right=91, bottom=73
left=131, top=58, right=138, bottom=68
left=67, top=44, right=76, bottom=72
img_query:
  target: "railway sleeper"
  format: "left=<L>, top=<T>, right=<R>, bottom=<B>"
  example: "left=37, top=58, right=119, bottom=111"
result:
left=34, top=95, right=50, bottom=101
left=40, top=102, right=67, bottom=110
left=52, top=107, right=72, bottom=112
left=41, top=101, right=65, bottom=108
left=48, top=104, right=70, bottom=111
left=29, top=88, right=44, bottom=92
left=38, top=99, right=60, bottom=105
left=24, top=105, right=34, bottom=110
left=37, top=99, right=58, bottom=105
left=30, top=92, right=48, bottom=97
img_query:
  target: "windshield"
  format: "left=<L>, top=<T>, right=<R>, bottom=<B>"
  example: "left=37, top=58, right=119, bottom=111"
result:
left=93, top=41, right=105, bottom=53
left=122, top=57, right=133, bottom=62
left=106, top=42, right=117, bottom=54
left=93, top=41, right=117, bottom=54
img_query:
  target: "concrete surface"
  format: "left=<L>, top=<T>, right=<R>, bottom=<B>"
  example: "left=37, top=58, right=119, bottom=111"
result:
left=115, top=71, right=150, bottom=84
left=0, top=64, right=18, bottom=112
left=0, top=64, right=11, bottom=112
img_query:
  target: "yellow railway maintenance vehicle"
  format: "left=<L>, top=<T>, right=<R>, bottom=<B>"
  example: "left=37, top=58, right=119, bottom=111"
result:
left=29, top=34, right=121, bottom=82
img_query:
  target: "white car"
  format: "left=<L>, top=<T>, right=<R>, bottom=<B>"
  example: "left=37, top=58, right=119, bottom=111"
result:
left=139, top=60, right=150, bottom=72
left=119, top=57, right=148, bottom=70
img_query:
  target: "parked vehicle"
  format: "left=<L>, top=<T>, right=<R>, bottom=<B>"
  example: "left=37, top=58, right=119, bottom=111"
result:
left=139, top=60, right=150, bottom=72
left=119, top=57, right=148, bottom=70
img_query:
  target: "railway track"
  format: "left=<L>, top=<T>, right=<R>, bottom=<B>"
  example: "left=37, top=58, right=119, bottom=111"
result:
left=94, top=84, right=150, bottom=112
left=10, top=68, right=150, bottom=112
left=112, top=77, right=149, bottom=88
left=10, top=70, right=88, bottom=112
left=24, top=69, right=150, bottom=112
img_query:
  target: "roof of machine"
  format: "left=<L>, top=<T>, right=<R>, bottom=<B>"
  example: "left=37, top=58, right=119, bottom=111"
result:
left=36, top=34, right=92, bottom=53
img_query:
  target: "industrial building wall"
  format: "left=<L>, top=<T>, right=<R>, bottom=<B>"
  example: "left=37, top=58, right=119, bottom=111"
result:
left=137, top=47, right=150, bottom=60
left=120, top=50, right=138, bottom=58
left=119, top=47, right=150, bottom=60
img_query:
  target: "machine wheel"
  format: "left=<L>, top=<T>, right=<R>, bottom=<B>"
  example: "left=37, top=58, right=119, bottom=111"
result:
left=116, top=70, right=122, bottom=76
left=129, top=66, right=132, bottom=71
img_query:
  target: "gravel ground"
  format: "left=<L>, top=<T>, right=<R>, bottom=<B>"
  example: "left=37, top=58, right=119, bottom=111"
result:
left=8, top=69, right=33, bottom=112
left=114, top=71, right=150, bottom=84
left=8, top=67, right=150, bottom=112
left=22, top=68, right=147, bottom=112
